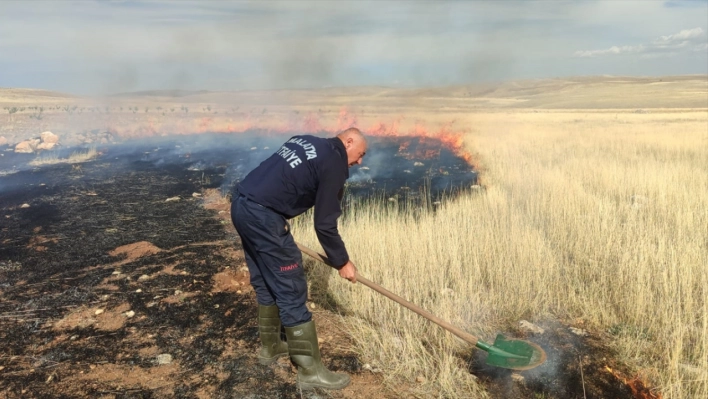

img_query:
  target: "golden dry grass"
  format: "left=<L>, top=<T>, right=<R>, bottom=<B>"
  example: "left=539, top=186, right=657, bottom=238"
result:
left=293, top=110, right=708, bottom=398
left=67, top=147, right=98, bottom=163
left=29, top=147, right=98, bottom=166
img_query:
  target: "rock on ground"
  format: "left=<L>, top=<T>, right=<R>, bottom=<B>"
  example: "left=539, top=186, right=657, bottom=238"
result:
left=37, top=142, right=57, bottom=150
left=519, top=320, right=545, bottom=334
left=40, top=131, right=59, bottom=144
left=156, top=354, right=173, bottom=365
left=15, top=139, right=40, bottom=153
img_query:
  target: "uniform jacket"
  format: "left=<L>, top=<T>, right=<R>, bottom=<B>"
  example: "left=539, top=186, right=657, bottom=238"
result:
left=236, top=135, right=350, bottom=267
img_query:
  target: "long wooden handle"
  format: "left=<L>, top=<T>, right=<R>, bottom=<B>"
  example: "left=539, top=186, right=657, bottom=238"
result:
left=296, top=242, right=480, bottom=346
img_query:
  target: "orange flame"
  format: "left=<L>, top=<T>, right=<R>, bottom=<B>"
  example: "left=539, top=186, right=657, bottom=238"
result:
left=105, top=107, right=480, bottom=169
left=337, top=107, right=357, bottom=131
left=605, top=366, right=662, bottom=399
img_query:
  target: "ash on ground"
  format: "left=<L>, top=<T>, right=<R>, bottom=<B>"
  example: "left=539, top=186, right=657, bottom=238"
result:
left=0, top=134, right=404, bottom=398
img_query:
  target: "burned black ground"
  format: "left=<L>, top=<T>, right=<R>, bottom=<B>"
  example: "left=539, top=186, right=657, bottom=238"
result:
left=0, top=138, right=322, bottom=398
left=1, top=134, right=476, bottom=398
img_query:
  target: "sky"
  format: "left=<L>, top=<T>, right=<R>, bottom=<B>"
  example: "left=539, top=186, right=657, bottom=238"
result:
left=0, top=0, right=706, bottom=94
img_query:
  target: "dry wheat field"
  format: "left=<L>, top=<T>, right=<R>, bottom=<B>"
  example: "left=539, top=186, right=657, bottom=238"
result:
left=294, top=108, right=708, bottom=398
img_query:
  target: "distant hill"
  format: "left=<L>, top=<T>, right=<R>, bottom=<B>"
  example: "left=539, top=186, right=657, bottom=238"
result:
left=0, top=88, right=76, bottom=101
left=1, top=75, right=706, bottom=109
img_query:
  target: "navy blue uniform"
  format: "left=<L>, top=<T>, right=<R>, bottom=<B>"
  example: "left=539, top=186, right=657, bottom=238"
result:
left=231, top=135, right=350, bottom=327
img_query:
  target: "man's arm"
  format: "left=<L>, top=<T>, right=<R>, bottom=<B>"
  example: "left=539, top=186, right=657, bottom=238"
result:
left=313, top=159, right=349, bottom=269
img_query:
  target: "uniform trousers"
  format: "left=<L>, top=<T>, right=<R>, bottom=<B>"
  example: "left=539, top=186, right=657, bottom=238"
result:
left=230, top=194, right=311, bottom=327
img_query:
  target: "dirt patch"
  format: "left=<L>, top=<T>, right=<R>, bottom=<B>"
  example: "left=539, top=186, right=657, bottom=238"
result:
left=201, top=188, right=230, bottom=212
left=74, top=362, right=180, bottom=391
left=95, top=303, right=132, bottom=331
left=26, top=235, right=59, bottom=252
left=218, top=245, right=245, bottom=263
left=160, top=261, right=187, bottom=276
left=161, top=291, right=199, bottom=305
left=138, top=345, right=160, bottom=358
left=211, top=267, right=250, bottom=294
left=108, top=241, right=162, bottom=261
left=53, top=306, right=97, bottom=331
left=201, top=188, right=237, bottom=234
left=95, top=283, right=120, bottom=291
left=53, top=303, right=132, bottom=332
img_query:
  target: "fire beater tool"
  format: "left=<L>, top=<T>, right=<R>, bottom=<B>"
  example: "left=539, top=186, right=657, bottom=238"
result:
left=296, top=243, right=547, bottom=371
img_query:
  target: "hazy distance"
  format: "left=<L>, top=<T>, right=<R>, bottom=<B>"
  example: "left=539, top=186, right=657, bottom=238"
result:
left=0, top=0, right=706, bottom=95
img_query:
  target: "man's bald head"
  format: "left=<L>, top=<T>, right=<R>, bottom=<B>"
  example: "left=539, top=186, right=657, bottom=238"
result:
left=337, top=127, right=365, bottom=141
left=337, top=128, right=367, bottom=167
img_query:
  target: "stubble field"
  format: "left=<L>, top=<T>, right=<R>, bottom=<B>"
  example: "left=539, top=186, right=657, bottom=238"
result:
left=294, top=108, right=708, bottom=398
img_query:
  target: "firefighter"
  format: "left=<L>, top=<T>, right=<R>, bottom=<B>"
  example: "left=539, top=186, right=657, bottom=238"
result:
left=230, top=128, right=366, bottom=390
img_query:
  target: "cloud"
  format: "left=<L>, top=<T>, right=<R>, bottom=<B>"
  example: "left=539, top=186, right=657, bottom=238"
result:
left=652, top=27, right=704, bottom=46
left=574, top=45, right=644, bottom=58
left=575, top=27, right=706, bottom=58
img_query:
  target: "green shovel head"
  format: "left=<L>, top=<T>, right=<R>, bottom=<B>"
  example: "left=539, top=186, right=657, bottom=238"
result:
left=479, top=334, right=547, bottom=370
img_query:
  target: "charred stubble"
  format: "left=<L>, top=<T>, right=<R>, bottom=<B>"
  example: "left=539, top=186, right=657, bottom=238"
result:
left=0, top=134, right=475, bottom=398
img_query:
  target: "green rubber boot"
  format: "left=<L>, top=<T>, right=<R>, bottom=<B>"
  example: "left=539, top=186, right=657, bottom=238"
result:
left=257, top=304, right=289, bottom=365
left=285, top=320, right=350, bottom=390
